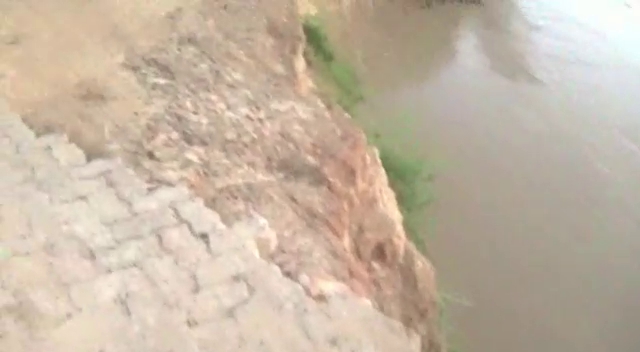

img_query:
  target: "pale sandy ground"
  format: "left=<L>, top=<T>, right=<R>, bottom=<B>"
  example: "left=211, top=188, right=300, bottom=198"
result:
left=0, top=0, right=194, bottom=155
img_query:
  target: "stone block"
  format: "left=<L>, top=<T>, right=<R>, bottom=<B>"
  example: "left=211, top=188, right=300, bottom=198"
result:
left=71, top=159, right=119, bottom=179
left=97, top=237, right=162, bottom=271
left=173, top=199, right=225, bottom=236
left=86, top=188, right=131, bottom=224
left=110, top=208, right=178, bottom=241
left=158, top=224, right=209, bottom=269
left=131, top=185, right=190, bottom=214
left=141, top=256, right=195, bottom=308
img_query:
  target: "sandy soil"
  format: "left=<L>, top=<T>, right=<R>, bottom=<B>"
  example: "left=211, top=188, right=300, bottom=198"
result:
left=0, top=0, right=192, bottom=155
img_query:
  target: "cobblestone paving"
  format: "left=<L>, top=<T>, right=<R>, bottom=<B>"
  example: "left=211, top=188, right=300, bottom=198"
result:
left=0, top=109, right=419, bottom=352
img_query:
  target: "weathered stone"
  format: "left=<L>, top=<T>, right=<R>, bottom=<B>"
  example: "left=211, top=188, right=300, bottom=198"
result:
left=141, top=256, right=195, bottom=308
left=195, top=253, right=258, bottom=288
left=32, top=302, right=143, bottom=352
left=188, top=280, right=249, bottom=325
left=130, top=185, right=190, bottom=213
left=49, top=139, right=87, bottom=166
left=255, top=227, right=278, bottom=258
left=0, top=114, right=35, bottom=145
left=0, top=255, right=56, bottom=290
left=0, top=113, right=421, bottom=352
left=69, top=272, right=125, bottom=308
left=186, top=289, right=225, bottom=326
left=213, top=280, right=251, bottom=311
left=192, top=319, right=243, bottom=352
left=0, top=204, right=33, bottom=254
left=0, top=289, right=17, bottom=309
left=297, top=274, right=352, bottom=301
left=243, top=264, right=307, bottom=310
left=0, top=161, right=31, bottom=189
left=28, top=135, right=86, bottom=170
left=173, top=199, right=225, bottom=235
left=110, top=207, right=178, bottom=241
left=54, top=178, right=107, bottom=203
left=32, top=134, right=67, bottom=149
left=43, top=233, right=90, bottom=255
left=86, top=188, right=131, bottom=224
left=158, top=224, right=209, bottom=268
left=67, top=219, right=116, bottom=250
left=16, top=286, right=77, bottom=329
left=71, top=158, right=119, bottom=179
left=68, top=268, right=145, bottom=309
left=298, top=305, right=337, bottom=345
left=104, top=166, right=149, bottom=202
left=128, top=301, right=199, bottom=352
left=96, top=237, right=161, bottom=271
left=233, top=215, right=278, bottom=258
left=56, top=200, right=116, bottom=249
left=50, top=254, right=100, bottom=284
left=208, top=229, right=257, bottom=257
left=234, top=292, right=316, bottom=352
left=33, top=168, right=69, bottom=191
left=123, top=282, right=167, bottom=326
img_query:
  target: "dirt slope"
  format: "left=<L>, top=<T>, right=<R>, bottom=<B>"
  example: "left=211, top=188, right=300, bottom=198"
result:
left=0, top=0, right=442, bottom=350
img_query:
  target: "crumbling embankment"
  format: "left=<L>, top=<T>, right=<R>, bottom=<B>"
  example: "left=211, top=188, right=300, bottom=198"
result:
left=0, top=0, right=443, bottom=350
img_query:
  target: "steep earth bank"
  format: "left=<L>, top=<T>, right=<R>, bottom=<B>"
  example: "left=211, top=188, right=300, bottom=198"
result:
left=0, top=0, right=442, bottom=350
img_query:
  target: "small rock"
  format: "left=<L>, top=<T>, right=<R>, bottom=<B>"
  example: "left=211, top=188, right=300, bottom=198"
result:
left=297, top=273, right=350, bottom=301
left=255, top=226, right=277, bottom=259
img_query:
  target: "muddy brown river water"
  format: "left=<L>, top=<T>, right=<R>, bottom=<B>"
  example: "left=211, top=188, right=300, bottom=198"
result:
left=320, top=0, right=640, bottom=351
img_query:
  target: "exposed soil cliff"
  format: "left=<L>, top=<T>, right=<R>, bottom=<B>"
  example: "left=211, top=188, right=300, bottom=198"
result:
left=0, top=0, right=442, bottom=350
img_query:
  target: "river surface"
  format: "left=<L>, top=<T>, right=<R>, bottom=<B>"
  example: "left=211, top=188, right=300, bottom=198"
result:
left=320, top=0, right=640, bottom=351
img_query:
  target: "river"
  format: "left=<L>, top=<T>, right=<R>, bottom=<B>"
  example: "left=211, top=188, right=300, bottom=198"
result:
left=319, top=0, right=640, bottom=351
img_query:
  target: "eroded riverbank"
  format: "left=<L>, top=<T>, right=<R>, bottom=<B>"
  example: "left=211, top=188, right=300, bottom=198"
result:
left=0, top=0, right=444, bottom=351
